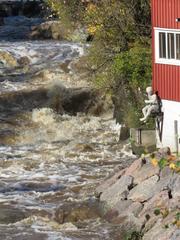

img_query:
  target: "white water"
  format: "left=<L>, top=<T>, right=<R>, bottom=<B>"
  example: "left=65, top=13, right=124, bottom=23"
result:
left=0, top=37, right=134, bottom=240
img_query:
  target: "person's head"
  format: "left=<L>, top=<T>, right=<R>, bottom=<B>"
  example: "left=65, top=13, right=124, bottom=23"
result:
left=146, top=86, right=153, bottom=95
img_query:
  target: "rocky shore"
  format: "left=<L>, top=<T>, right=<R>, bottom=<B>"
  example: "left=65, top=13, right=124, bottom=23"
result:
left=95, top=147, right=180, bottom=240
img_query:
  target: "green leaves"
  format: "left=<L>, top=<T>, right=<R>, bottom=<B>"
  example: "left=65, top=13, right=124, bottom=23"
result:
left=175, top=212, right=180, bottom=221
left=158, top=158, right=168, bottom=169
left=113, top=40, right=152, bottom=90
left=175, top=161, right=180, bottom=168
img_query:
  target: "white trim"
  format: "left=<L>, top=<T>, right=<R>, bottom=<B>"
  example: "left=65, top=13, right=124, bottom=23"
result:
left=154, top=27, right=180, bottom=32
left=155, top=28, right=180, bottom=66
left=157, top=99, right=180, bottom=152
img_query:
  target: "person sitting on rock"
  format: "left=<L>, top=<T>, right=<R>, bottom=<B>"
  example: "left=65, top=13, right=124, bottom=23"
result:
left=140, top=86, right=159, bottom=122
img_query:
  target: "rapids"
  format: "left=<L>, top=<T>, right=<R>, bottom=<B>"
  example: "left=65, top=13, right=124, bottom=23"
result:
left=0, top=16, right=135, bottom=240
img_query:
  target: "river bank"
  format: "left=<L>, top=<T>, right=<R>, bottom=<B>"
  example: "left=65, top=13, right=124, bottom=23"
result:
left=96, top=147, right=180, bottom=240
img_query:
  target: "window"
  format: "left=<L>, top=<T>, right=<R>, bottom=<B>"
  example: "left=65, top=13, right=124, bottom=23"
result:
left=155, top=28, right=180, bottom=65
left=159, top=32, right=166, bottom=58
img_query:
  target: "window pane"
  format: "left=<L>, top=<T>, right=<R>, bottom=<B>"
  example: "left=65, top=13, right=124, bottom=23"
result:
left=168, top=33, right=175, bottom=59
left=159, top=32, right=166, bottom=58
left=176, top=34, right=180, bottom=60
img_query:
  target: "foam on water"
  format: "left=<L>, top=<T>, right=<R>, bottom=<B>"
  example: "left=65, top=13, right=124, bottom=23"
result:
left=18, top=108, right=119, bottom=144
left=0, top=41, right=84, bottom=66
left=0, top=38, right=134, bottom=239
left=0, top=80, right=27, bottom=93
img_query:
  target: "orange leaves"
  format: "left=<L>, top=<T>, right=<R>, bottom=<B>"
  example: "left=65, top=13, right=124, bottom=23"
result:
left=167, top=155, right=177, bottom=161
left=151, top=158, right=158, bottom=167
left=150, top=154, right=180, bottom=173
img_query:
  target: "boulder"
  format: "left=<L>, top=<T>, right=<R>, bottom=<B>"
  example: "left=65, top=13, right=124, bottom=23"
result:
left=168, top=174, right=180, bottom=200
left=124, top=158, right=143, bottom=176
left=55, top=203, right=100, bottom=224
left=95, top=168, right=127, bottom=198
left=111, top=213, right=144, bottom=232
left=143, top=212, right=178, bottom=240
left=0, top=205, right=26, bottom=224
left=143, top=221, right=175, bottom=240
left=97, top=148, right=180, bottom=239
left=171, top=230, right=180, bottom=240
left=105, top=200, right=143, bottom=223
left=128, top=175, right=159, bottom=202
left=132, top=162, right=160, bottom=185
left=17, top=56, right=31, bottom=66
left=138, top=190, right=170, bottom=217
left=160, top=166, right=173, bottom=179
left=29, top=21, right=69, bottom=40
left=0, top=50, right=18, bottom=68
left=100, top=175, right=133, bottom=207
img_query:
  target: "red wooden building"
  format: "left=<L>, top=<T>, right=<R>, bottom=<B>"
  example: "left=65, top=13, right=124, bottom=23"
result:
left=151, top=0, right=180, bottom=151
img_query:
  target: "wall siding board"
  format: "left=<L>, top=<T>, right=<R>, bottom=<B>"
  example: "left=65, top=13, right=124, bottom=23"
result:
left=152, top=0, right=180, bottom=102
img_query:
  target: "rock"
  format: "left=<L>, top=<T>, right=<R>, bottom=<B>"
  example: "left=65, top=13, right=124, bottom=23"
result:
left=155, top=147, right=171, bottom=160
left=55, top=203, right=99, bottom=224
left=100, top=175, right=133, bottom=207
left=168, top=174, right=180, bottom=200
left=105, top=201, right=144, bottom=232
left=128, top=175, right=159, bottom=202
left=96, top=149, right=179, bottom=239
left=112, top=213, right=144, bottom=232
left=0, top=205, right=26, bottom=224
left=54, top=208, right=64, bottom=224
left=158, top=147, right=171, bottom=156
left=0, top=50, right=18, bottom=68
left=171, top=230, right=180, bottom=240
left=124, top=158, right=143, bottom=176
left=65, top=205, right=99, bottom=223
left=143, top=211, right=178, bottom=240
left=143, top=215, right=160, bottom=233
left=138, top=190, right=170, bottom=217
left=17, top=56, right=31, bottom=66
left=35, top=69, right=53, bottom=81
left=69, top=27, right=88, bottom=43
left=105, top=200, right=143, bottom=221
left=105, top=200, right=133, bottom=220
left=132, top=162, right=160, bottom=185
left=29, top=21, right=69, bottom=40
left=143, top=221, right=175, bottom=240
left=95, top=168, right=127, bottom=198
left=160, top=166, right=173, bottom=179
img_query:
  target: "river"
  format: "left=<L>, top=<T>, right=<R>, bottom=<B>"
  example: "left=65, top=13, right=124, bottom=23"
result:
left=0, top=15, right=134, bottom=240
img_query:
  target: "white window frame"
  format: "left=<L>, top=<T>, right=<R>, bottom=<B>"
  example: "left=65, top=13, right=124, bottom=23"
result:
left=155, top=27, right=180, bottom=66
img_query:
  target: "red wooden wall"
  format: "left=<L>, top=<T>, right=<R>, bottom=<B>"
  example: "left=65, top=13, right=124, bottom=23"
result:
left=151, top=0, right=180, bottom=101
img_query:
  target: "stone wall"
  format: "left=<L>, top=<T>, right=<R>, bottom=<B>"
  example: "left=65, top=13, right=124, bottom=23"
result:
left=95, top=147, right=180, bottom=239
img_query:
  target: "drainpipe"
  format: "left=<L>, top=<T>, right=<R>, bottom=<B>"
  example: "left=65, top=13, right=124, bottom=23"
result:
left=174, top=120, right=179, bottom=155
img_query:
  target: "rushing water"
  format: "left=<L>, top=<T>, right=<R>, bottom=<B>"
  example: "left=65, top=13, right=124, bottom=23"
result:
left=0, top=17, right=135, bottom=240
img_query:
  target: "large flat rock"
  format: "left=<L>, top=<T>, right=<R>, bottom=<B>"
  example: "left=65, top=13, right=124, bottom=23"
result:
left=168, top=174, right=180, bottom=200
left=95, top=168, right=127, bottom=197
left=100, top=175, right=133, bottom=208
left=132, top=162, right=160, bottom=185
left=128, top=175, right=159, bottom=202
